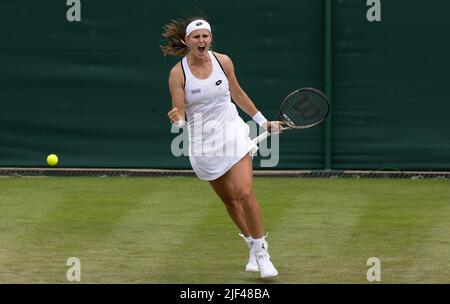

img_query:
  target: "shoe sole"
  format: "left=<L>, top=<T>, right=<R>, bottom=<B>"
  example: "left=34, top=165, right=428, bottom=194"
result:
left=245, top=265, right=260, bottom=272
left=260, top=271, right=278, bottom=279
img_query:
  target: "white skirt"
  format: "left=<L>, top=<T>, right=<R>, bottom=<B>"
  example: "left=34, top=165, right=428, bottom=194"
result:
left=188, top=118, right=257, bottom=181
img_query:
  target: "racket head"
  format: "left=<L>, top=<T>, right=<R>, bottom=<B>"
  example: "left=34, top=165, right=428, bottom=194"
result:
left=278, top=87, right=330, bottom=129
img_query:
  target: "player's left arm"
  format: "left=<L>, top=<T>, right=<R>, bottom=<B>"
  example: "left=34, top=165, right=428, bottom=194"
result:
left=215, top=52, right=259, bottom=117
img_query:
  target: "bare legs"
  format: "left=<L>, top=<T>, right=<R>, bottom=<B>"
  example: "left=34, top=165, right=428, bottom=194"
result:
left=210, top=155, right=279, bottom=278
left=209, top=154, right=264, bottom=239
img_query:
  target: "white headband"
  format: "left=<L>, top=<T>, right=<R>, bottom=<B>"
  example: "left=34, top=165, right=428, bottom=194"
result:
left=185, top=19, right=211, bottom=37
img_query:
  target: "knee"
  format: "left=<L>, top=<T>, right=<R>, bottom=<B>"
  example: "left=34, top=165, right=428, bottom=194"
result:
left=221, top=196, right=240, bottom=210
left=237, top=189, right=253, bottom=202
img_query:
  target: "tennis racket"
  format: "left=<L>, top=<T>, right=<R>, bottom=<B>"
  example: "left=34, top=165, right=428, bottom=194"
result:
left=252, top=87, right=330, bottom=144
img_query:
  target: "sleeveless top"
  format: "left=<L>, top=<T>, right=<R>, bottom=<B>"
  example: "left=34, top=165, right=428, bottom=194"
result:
left=181, top=51, right=256, bottom=180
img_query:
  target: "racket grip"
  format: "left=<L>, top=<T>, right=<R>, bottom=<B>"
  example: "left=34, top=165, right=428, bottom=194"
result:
left=252, top=131, right=270, bottom=144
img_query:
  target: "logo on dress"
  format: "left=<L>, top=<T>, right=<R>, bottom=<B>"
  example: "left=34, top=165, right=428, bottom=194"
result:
left=191, top=88, right=201, bottom=94
left=215, top=80, right=222, bottom=86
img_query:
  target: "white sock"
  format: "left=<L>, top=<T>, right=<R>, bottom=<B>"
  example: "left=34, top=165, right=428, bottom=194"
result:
left=239, top=233, right=253, bottom=249
left=251, top=236, right=268, bottom=253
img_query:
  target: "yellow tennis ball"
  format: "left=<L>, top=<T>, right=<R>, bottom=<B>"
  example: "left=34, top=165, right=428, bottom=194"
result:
left=47, top=154, right=59, bottom=166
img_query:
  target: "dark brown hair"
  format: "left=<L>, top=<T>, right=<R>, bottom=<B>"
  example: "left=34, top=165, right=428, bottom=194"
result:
left=160, top=17, right=209, bottom=57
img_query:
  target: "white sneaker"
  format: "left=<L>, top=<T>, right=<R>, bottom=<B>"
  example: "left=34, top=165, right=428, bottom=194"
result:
left=252, top=237, right=278, bottom=279
left=255, top=250, right=278, bottom=279
left=239, top=233, right=259, bottom=272
left=245, top=250, right=259, bottom=272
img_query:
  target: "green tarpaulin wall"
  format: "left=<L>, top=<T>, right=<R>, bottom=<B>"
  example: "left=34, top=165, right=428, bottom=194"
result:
left=1, top=0, right=449, bottom=170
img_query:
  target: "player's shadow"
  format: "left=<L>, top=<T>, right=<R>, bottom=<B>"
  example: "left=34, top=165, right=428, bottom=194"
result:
left=242, top=276, right=280, bottom=284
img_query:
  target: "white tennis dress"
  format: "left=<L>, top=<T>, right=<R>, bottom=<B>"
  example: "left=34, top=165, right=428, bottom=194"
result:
left=182, top=51, right=257, bottom=181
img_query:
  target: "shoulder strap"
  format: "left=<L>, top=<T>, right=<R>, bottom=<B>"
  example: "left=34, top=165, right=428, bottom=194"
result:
left=210, top=51, right=228, bottom=77
left=180, top=58, right=187, bottom=88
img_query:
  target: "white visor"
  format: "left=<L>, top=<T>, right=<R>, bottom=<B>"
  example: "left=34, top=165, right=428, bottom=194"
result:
left=185, top=19, right=211, bottom=37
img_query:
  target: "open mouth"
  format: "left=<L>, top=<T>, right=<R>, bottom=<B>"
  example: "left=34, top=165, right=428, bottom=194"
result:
left=198, top=46, right=206, bottom=54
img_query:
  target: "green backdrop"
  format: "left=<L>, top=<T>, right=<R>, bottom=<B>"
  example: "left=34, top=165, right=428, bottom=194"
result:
left=0, top=0, right=449, bottom=170
left=333, top=0, right=450, bottom=170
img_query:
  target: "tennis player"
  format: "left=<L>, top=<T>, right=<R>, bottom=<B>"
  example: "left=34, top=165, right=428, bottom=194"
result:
left=161, top=17, right=280, bottom=278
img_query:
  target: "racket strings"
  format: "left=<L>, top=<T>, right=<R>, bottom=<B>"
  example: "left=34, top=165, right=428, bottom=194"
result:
left=281, top=91, right=329, bottom=127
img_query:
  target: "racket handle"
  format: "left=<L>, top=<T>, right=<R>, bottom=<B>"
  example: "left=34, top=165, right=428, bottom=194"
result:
left=252, top=131, right=270, bottom=144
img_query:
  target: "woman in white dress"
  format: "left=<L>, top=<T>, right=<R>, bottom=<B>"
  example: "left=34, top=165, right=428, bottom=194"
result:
left=161, top=18, right=280, bottom=278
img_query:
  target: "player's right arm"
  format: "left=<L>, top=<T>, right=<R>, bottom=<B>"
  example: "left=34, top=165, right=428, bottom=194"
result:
left=167, top=62, right=186, bottom=124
